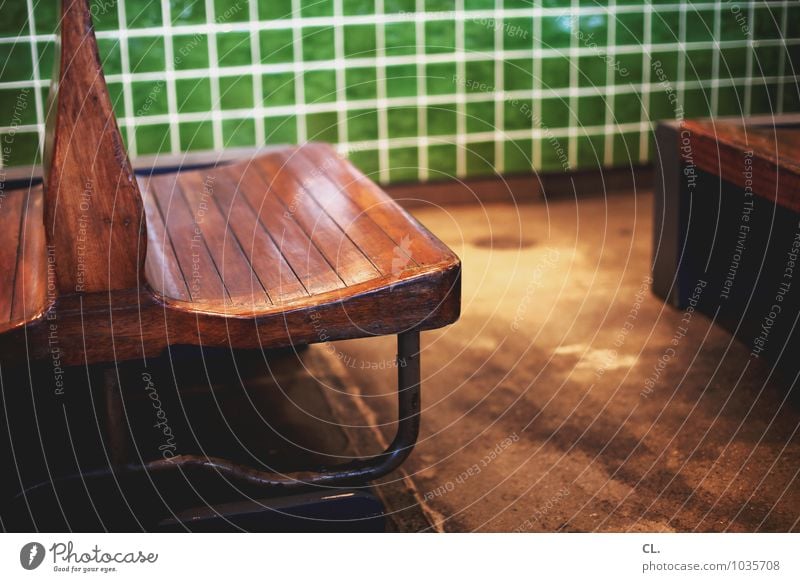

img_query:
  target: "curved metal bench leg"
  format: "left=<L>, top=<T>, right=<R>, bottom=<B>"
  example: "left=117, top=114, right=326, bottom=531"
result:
left=11, top=330, right=422, bottom=511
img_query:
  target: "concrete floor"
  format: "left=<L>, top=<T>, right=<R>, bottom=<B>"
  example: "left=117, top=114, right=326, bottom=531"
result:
left=312, top=191, right=800, bottom=532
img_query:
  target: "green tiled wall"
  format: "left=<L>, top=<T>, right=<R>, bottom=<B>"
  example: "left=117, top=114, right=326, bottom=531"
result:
left=0, top=1, right=798, bottom=183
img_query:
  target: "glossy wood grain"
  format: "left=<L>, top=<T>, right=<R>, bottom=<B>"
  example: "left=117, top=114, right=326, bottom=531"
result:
left=0, top=0, right=461, bottom=368
left=681, top=120, right=800, bottom=212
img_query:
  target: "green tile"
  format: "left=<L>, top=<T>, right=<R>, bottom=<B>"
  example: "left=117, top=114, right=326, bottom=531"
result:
left=648, top=88, right=678, bottom=121
left=753, top=7, right=782, bottom=40
left=389, top=147, right=419, bottom=182
left=215, top=0, right=251, bottom=22
left=388, top=107, right=418, bottom=138
left=171, top=0, right=207, bottom=25
left=681, top=88, right=711, bottom=118
left=750, top=83, right=778, bottom=115
left=128, top=37, right=166, bottom=73
left=504, top=18, right=533, bottom=50
left=540, top=97, right=571, bottom=127
left=97, top=39, right=122, bottom=75
left=136, top=123, right=171, bottom=155
left=259, top=0, right=293, bottom=19
left=303, top=27, right=336, bottom=61
left=385, top=0, right=416, bottom=13
left=651, top=52, right=678, bottom=84
left=32, top=1, right=57, bottom=35
left=37, top=42, right=56, bottom=80
left=107, top=83, right=126, bottom=118
left=176, top=78, right=212, bottom=113
left=89, top=0, right=120, bottom=31
left=126, top=0, right=162, bottom=28
left=223, top=118, right=256, bottom=147
left=717, top=85, right=745, bottom=117
left=541, top=56, right=571, bottom=89
left=386, top=64, right=418, bottom=98
left=345, top=68, right=377, bottom=100
left=0, top=132, right=39, bottom=166
left=347, top=109, right=379, bottom=141
left=0, top=88, right=36, bottom=127
left=343, top=0, right=375, bottom=16
left=264, top=115, right=297, bottom=144
left=504, top=98, right=533, bottom=130
left=217, top=32, right=251, bottom=67
left=306, top=111, right=339, bottom=141
left=651, top=10, right=680, bottom=44
left=504, top=139, right=533, bottom=174
left=304, top=69, right=337, bottom=104
left=577, top=55, right=606, bottom=88
left=132, top=80, right=169, bottom=116
left=426, top=62, right=458, bottom=95
left=465, top=141, right=495, bottom=176
left=427, top=144, right=457, bottom=178
left=299, top=0, right=332, bottom=17
left=577, top=134, right=604, bottom=167
left=466, top=0, right=495, bottom=9
left=0, top=44, right=33, bottom=81
left=615, top=12, right=644, bottom=46
left=504, top=59, right=533, bottom=91
left=464, top=19, right=496, bottom=52
left=425, top=21, right=456, bottom=54
left=0, top=2, right=28, bottom=35
left=260, top=30, right=294, bottom=64
left=348, top=149, right=380, bottom=177
left=425, top=0, right=453, bottom=12
left=344, top=25, right=377, bottom=58
left=615, top=53, right=642, bottom=85
left=464, top=60, right=495, bottom=92
left=540, top=135, right=570, bottom=172
left=427, top=104, right=458, bottom=136
left=219, top=75, right=254, bottom=109
left=685, top=49, right=714, bottom=83
left=612, top=131, right=639, bottom=166
left=385, top=23, right=417, bottom=56
left=684, top=9, right=715, bottom=43
left=173, top=34, right=210, bottom=70
left=719, top=7, right=749, bottom=42
left=578, top=95, right=606, bottom=127
left=578, top=14, right=607, bottom=45
left=541, top=15, right=572, bottom=49
left=180, top=121, right=215, bottom=151
left=466, top=101, right=494, bottom=132
left=263, top=72, right=296, bottom=106
left=614, top=93, right=641, bottom=124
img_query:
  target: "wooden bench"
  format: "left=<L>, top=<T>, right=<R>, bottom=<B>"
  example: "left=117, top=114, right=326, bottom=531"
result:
left=0, top=0, right=460, bottom=500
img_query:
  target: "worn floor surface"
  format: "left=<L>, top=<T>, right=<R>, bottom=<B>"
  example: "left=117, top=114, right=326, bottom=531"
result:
left=309, top=191, right=800, bottom=532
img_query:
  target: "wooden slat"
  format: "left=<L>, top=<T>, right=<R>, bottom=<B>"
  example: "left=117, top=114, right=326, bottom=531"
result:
left=210, top=167, right=308, bottom=303
left=0, top=188, right=27, bottom=321
left=176, top=171, right=271, bottom=308
left=11, top=186, right=48, bottom=324
left=263, top=150, right=413, bottom=276
left=298, top=144, right=457, bottom=268
left=249, top=156, right=382, bottom=285
left=148, top=173, right=229, bottom=305
left=139, top=176, right=192, bottom=302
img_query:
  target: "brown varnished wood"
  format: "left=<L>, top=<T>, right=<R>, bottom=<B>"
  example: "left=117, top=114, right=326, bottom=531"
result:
left=43, top=0, right=145, bottom=294
left=0, top=0, right=461, bottom=368
left=681, top=119, right=800, bottom=212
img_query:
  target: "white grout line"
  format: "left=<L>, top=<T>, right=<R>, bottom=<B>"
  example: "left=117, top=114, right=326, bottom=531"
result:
left=493, top=0, right=505, bottom=174
left=638, top=1, right=652, bottom=163
left=117, top=0, right=137, bottom=156
left=745, top=2, right=755, bottom=115
left=416, top=0, right=428, bottom=181
left=532, top=6, right=542, bottom=170
left=24, top=0, right=45, bottom=165
left=677, top=2, right=687, bottom=120
left=161, top=0, right=180, bottom=155
left=205, top=0, right=223, bottom=151
left=375, top=0, right=390, bottom=183
left=711, top=0, right=722, bottom=117
left=290, top=0, right=306, bottom=143
left=249, top=0, right=265, bottom=146
left=776, top=3, right=788, bottom=114
left=455, top=0, right=466, bottom=177
left=567, top=0, right=579, bottom=168
left=333, top=0, right=348, bottom=148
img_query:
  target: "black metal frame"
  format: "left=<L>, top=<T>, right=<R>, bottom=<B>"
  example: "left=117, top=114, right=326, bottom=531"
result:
left=8, top=330, right=421, bottom=523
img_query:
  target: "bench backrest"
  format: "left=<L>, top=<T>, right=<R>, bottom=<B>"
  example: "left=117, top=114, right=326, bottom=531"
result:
left=43, top=0, right=146, bottom=295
